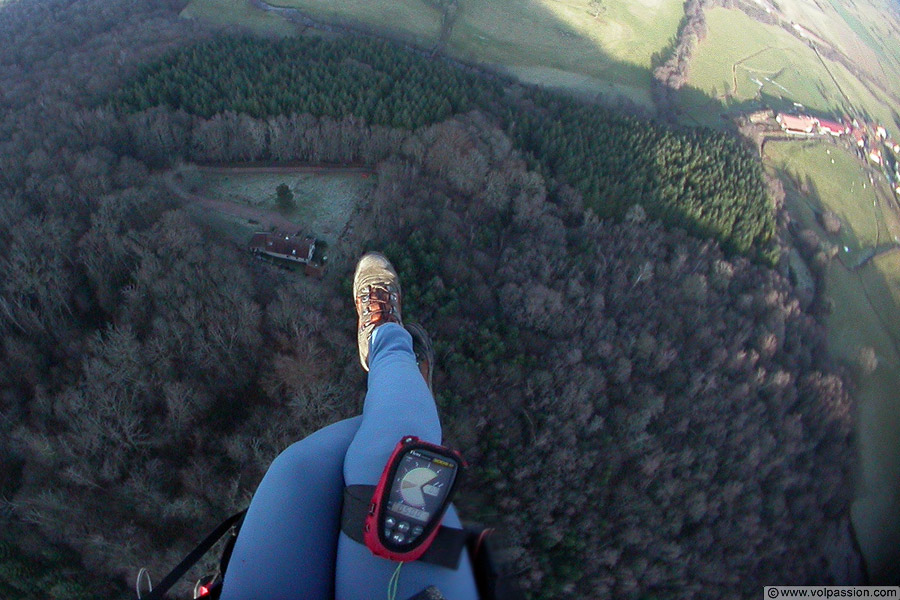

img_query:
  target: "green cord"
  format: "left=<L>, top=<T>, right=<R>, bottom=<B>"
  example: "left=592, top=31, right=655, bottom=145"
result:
left=387, top=562, right=404, bottom=600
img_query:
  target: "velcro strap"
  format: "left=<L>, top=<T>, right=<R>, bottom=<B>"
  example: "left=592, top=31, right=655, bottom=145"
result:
left=341, top=485, right=468, bottom=569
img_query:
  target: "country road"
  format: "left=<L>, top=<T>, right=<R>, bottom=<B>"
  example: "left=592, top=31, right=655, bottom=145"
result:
left=195, top=163, right=375, bottom=176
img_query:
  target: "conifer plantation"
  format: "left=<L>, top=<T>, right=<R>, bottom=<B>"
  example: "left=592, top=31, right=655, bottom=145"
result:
left=115, top=36, right=776, bottom=259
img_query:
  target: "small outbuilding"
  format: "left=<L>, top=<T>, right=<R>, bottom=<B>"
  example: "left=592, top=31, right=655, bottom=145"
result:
left=817, top=120, right=847, bottom=136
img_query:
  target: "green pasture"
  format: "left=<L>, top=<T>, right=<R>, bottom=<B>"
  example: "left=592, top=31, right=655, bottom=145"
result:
left=684, top=9, right=838, bottom=116
left=194, top=171, right=374, bottom=245
left=864, top=252, right=900, bottom=343
left=181, top=0, right=297, bottom=35
left=851, top=3, right=900, bottom=91
left=266, top=0, right=442, bottom=44
left=825, top=0, right=887, bottom=63
left=825, top=59, right=899, bottom=131
left=446, top=0, right=682, bottom=104
left=683, top=7, right=899, bottom=130
left=448, top=0, right=682, bottom=71
left=766, top=141, right=891, bottom=254
left=739, top=0, right=900, bottom=111
left=831, top=259, right=900, bottom=583
left=766, top=139, right=900, bottom=579
left=817, top=0, right=900, bottom=98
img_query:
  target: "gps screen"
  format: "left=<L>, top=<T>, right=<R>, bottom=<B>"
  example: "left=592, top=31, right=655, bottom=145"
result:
left=382, top=449, right=459, bottom=545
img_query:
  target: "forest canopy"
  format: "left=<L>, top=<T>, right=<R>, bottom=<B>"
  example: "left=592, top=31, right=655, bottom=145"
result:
left=0, top=0, right=860, bottom=597
left=113, top=35, right=777, bottom=260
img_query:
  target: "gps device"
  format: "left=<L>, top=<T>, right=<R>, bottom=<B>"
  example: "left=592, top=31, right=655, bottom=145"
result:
left=364, top=436, right=465, bottom=562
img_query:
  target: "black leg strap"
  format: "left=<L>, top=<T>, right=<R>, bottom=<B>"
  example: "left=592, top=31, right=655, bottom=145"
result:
left=140, top=510, right=246, bottom=600
left=341, top=485, right=468, bottom=569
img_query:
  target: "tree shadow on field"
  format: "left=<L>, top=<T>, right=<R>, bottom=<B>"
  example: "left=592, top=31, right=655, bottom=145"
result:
left=677, top=85, right=803, bottom=130
left=772, top=156, right=900, bottom=584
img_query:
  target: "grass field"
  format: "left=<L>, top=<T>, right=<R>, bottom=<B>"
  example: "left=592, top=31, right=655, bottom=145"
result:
left=821, top=0, right=900, bottom=92
left=768, top=140, right=892, bottom=254
left=181, top=0, right=297, bottom=35
left=267, top=0, right=442, bottom=45
left=501, top=64, right=654, bottom=107
left=192, top=170, right=375, bottom=245
left=754, top=0, right=900, bottom=103
left=682, top=7, right=900, bottom=131
left=447, top=0, right=682, bottom=79
left=766, top=140, right=900, bottom=581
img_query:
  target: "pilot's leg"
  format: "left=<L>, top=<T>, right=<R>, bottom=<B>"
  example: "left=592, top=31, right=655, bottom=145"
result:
left=220, top=416, right=361, bottom=600
left=335, top=324, right=478, bottom=600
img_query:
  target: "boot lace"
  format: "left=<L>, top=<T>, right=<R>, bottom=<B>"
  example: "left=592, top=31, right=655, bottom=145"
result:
left=359, top=284, right=400, bottom=327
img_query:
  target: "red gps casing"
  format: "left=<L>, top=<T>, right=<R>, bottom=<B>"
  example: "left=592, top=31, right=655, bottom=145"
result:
left=363, top=436, right=465, bottom=562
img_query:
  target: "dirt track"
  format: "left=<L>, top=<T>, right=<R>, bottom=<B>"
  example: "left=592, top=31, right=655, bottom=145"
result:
left=195, top=164, right=375, bottom=176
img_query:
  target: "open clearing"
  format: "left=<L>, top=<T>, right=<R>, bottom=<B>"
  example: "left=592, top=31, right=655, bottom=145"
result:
left=766, top=140, right=900, bottom=581
left=177, top=168, right=374, bottom=247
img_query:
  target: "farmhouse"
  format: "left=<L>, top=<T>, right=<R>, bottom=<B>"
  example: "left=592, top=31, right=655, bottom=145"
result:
left=249, top=232, right=316, bottom=263
left=776, top=114, right=817, bottom=135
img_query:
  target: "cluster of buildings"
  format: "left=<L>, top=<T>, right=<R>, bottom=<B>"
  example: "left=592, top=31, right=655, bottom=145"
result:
left=775, top=113, right=848, bottom=137
left=865, top=125, right=900, bottom=196
left=773, top=112, right=900, bottom=196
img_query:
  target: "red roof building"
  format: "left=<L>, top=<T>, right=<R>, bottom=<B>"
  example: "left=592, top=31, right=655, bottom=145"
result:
left=776, top=114, right=817, bottom=135
left=817, top=120, right=847, bottom=136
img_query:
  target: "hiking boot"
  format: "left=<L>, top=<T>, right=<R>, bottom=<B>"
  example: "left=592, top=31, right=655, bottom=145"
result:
left=405, top=323, right=434, bottom=393
left=353, top=252, right=402, bottom=371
